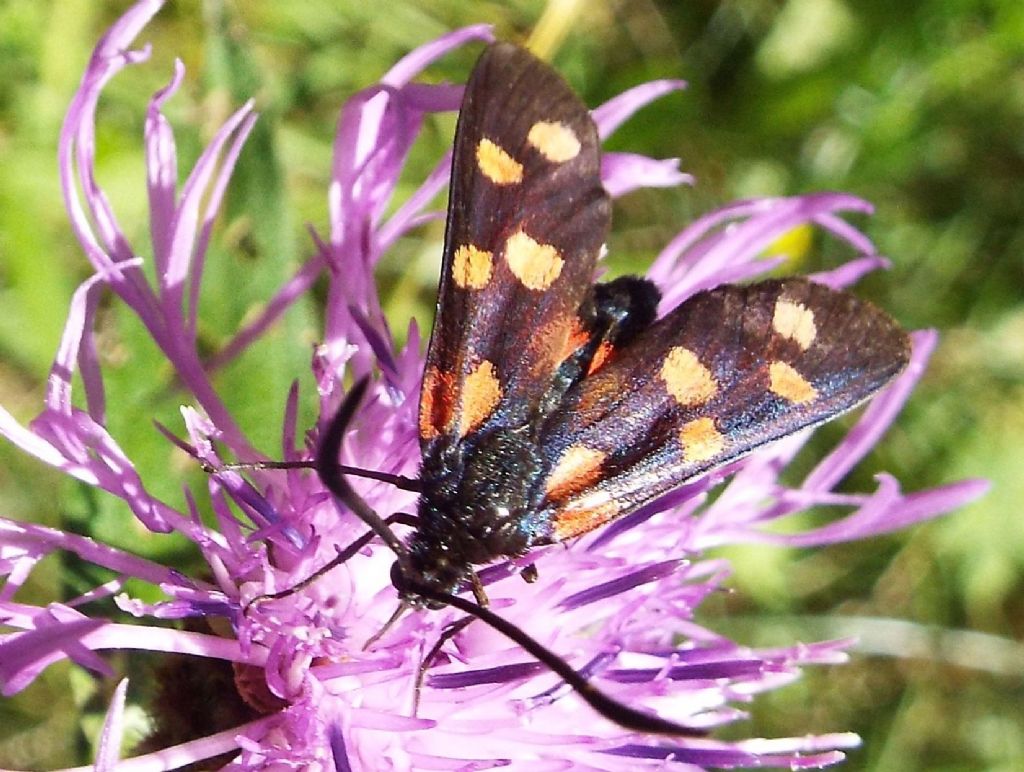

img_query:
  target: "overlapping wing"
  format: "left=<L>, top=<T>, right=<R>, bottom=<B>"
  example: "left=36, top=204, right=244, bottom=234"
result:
left=418, top=43, right=610, bottom=451
left=535, top=279, right=911, bottom=540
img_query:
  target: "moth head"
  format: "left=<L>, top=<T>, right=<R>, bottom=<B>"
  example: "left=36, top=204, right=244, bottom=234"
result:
left=391, top=556, right=460, bottom=610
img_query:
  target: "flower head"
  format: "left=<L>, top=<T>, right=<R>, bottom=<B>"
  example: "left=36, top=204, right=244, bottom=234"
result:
left=0, top=1, right=987, bottom=769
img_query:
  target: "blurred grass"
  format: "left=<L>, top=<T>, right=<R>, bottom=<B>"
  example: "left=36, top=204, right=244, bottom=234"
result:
left=0, top=0, right=1021, bottom=769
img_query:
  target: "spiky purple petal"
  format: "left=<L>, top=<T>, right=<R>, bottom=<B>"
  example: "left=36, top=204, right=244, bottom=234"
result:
left=0, top=3, right=987, bottom=769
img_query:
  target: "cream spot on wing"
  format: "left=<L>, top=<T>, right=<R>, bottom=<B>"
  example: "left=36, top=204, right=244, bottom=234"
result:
left=769, top=360, right=818, bottom=404
left=527, top=120, right=581, bottom=162
left=505, top=230, right=563, bottom=290
left=773, top=299, right=817, bottom=350
left=452, top=244, right=493, bottom=289
left=476, top=138, right=523, bottom=184
left=660, top=347, right=718, bottom=407
left=545, top=445, right=606, bottom=501
left=552, top=490, right=621, bottom=540
left=458, top=360, right=502, bottom=436
left=679, top=417, right=725, bottom=464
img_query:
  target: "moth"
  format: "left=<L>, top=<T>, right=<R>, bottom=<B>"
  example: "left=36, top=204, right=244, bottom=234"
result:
left=311, top=42, right=911, bottom=735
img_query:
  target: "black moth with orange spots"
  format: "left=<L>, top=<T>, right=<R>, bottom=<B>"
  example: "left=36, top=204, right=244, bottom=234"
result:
left=314, top=42, right=910, bottom=735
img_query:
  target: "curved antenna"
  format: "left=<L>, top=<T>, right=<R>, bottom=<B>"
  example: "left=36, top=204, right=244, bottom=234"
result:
left=397, top=572, right=704, bottom=737
left=316, top=377, right=702, bottom=737
left=315, top=377, right=415, bottom=578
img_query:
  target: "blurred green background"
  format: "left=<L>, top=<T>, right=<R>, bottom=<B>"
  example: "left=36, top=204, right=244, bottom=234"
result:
left=0, top=0, right=1021, bottom=769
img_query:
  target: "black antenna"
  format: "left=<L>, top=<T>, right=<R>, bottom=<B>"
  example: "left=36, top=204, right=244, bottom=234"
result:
left=240, top=379, right=419, bottom=612
left=405, top=576, right=703, bottom=736
left=314, top=378, right=415, bottom=578
left=316, top=376, right=704, bottom=738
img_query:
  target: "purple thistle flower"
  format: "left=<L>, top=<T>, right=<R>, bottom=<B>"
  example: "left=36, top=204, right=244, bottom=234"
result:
left=0, top=1, right=987, bottom=769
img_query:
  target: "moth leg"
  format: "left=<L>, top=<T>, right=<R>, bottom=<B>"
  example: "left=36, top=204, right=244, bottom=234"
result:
left=519, top=563, right=539, bottom=584
left=203, top=458, right=314, bottom=474
left=469, top=570, right=488, bottom=607
left=243, top=511, right=418, bottom=612
left=413, top=614, right=475, bottom=716
left=203, top=458, right=420, bottom=492
left=363, top=599, right=412, bottom=651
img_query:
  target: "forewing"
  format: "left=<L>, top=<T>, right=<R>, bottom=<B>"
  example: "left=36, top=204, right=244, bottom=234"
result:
left=419, top=43, right=610, bottom=450
left=537, top=278, right=911, bottom=540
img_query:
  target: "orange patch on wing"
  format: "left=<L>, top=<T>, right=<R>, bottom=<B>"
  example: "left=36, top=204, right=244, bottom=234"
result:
left=769, top=360, right=817, bottom=404
left=545, top=444, right=607, bottom=501
left=660, top=347, right=717, bottom=407
left=577, top=374, right=623, bottom=415
left=505, top=230, right=564, bottom=290
left=452, top=244, right=493, bottom=289
left=527, top=120, right=581, bottom=162
left=773, top=298, right=817, bottom=350
left=555, top=316, right=588, bottom=359
left=679, top=417, right=725, bottom=463
left=587, top=341, right=614, bottom=375
left=552, top=491, right=621, bottom=540
left=476, top=138, right=523, bottom=184
left=458, top=360, right=502, bottom=436
left=419, top=366, right=456, bottom=439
